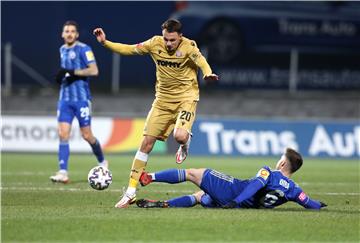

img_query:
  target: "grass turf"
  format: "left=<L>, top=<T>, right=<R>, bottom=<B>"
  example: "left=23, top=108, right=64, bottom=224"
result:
left=1, top=153, right=359, bottom=242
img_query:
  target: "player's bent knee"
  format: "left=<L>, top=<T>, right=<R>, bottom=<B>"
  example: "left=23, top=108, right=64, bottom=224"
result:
left=174, top=131, right=189, bottom=144
left=192, top=191, right=205, bottom=203
left=58, top=131, right=70, bottom=141
left=186, top=168, right=202, bottom=182
left=81, top=132, right=93, bottom=142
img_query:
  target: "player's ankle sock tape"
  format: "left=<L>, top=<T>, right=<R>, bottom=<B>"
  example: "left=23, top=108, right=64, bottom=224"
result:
left=129, top=159, right=147, bottom=187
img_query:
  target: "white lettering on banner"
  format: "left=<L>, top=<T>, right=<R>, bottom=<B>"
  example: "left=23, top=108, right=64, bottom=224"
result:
left=222, top=129, right=237, bottom=154
left=235, top=131, right=257, bottom=155
left=199, top=123, right=223, bottom=153
left=1, top=116, right=112, bottom=152
left=309, top=125, right=359, bottom=157
left=278, top=19, right=356, bottom=37
left=355, top=126, right=360, bottom=155
left=199, top=122, right=298, bottom=155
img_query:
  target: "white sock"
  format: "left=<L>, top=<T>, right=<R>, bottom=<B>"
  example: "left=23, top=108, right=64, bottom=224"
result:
left=126, top=187, right=136, bottom=196
left=135, top=150, right=149, bottom=162
left=149, top=173, right=155, bottom=180
left=182, top=134, right=191, bottom=148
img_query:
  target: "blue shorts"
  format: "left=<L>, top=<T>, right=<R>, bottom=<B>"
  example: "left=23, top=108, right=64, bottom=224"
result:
left=200, top=169, right=248, bottom=207
left=57, top=100, right=92, bottom=127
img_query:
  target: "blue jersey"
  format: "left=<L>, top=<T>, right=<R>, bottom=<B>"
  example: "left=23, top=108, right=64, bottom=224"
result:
left=241, top=166, right=308, bottom=208
left=200, top=167, right=315, bottom=209
left=58, top=41, right=96, bottom=102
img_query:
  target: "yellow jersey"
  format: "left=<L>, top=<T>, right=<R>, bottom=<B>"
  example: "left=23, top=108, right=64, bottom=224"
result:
left=104, top=36, right=212, bottom=102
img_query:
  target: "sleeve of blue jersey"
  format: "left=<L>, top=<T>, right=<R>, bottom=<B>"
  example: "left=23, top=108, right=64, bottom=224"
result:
left=254, top=166, right=271, bottom=186
left=233, top=179, right=265, bottom=205
left=81, top=45, right=96, bottom=65
left=293, top=187, right=322, bottom=210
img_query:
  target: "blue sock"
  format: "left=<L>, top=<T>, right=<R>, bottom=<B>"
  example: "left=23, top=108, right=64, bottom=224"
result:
left=58, top=140, right=69, bottom=170
left=154, top=169, right=186, bottom=184
left=89, top=138, right=104, bottom=162
left=168, top=195, right=197, bottom=207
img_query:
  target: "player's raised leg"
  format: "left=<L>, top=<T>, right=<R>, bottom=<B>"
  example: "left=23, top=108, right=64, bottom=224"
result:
left=50, top=122, right=71, bottom=183
left=174, top=101, right=197, bottom=164
left=115, top=135, right=156, bottom=208
left=174, top=128, right=191, bottom=164
left=140, top=168, right=206, bottom=186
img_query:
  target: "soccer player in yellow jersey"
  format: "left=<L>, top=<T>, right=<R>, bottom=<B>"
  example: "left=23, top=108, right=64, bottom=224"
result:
left=93, top=19, right=218, bottom=208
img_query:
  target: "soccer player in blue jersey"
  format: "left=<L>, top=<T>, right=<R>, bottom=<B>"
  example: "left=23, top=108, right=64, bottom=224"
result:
left=50, top=20, right=108, bottom=183
left=136, top=148, right=327, bottom=210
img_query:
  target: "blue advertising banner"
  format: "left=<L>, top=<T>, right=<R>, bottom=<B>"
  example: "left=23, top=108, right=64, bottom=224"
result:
left=191, top=118, right=359, bottom=158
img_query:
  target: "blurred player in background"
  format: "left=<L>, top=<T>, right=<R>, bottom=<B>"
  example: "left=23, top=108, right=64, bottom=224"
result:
left=50, top=20, right=108, bottom=183
left=93, top=19, right=219, bottom=208
left=136, top=148, right=327, bottom=210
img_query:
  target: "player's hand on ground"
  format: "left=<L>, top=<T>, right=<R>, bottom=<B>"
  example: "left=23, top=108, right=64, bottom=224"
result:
left=320, top=201, right=327, bottom=208
left=93, top=28, right=106, bottom=44
left=222, top=201, right=237, bottom=209
left=55, top=68, right=74, bottom=84
left=204, top=73, right=219, bottom=82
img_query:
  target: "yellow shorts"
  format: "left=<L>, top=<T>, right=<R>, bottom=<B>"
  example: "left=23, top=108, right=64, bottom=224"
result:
left=143, top=99, right=197, bottom=141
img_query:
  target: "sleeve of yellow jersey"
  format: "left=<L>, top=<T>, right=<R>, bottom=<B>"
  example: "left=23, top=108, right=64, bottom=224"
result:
left=103, top=37, right=153, bottom=56
left=188, top=41, right=212, bottom=78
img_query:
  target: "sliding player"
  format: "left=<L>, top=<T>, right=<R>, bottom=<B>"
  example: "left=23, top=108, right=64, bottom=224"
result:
left=137, top=148, right=327, bottom=210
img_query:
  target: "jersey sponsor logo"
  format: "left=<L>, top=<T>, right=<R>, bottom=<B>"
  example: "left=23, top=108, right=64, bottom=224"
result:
left=157, top=60, right=181, bottom=68
left=257, top=168, right=270, bottom=180
left=85, top=51, right=95, bottom=61
left=298, top=191, right=307, bottom=202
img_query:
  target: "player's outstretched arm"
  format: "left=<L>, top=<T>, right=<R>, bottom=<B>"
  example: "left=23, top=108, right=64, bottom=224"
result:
left=93, top=27, right=141, bottom=56
left=298, top=196, right=327, bottom=210
left=204, top=74, right=219, bottom=82
left=222, top=179, right=264, bottom=209
left=295, top=191, right=327, bottom=210
left=93, top=28, right=107, bottom=44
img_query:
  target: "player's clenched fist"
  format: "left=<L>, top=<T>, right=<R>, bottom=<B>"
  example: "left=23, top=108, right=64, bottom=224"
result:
left=93, top=28, right=106, bottom=44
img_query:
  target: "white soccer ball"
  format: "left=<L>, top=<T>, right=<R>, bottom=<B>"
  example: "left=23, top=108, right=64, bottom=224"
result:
left=87, top=166, right=112, bottom=190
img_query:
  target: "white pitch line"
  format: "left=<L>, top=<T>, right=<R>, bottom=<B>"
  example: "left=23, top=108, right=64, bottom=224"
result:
left=1, top=172, right=85, bottom=176
left=1, top=186, right=359, bottom=196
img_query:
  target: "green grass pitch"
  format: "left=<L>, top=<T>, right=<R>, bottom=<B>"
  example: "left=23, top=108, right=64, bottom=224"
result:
left=2, top=153, right=359, bottom=242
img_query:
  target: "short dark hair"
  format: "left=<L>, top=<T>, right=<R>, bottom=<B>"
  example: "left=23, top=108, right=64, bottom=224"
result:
left=285, top=148, right=303, bottom=173
left=63, top=20, right=79, bottom=32
left=161, top=19, right=182, bottom=33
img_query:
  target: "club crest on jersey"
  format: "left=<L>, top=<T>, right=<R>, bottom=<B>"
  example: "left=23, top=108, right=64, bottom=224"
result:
left=69, top=51, right=76, bottom=59
left=176, top=50, right=182, bottom=57
left=257, top=168, right=270, bottom=180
